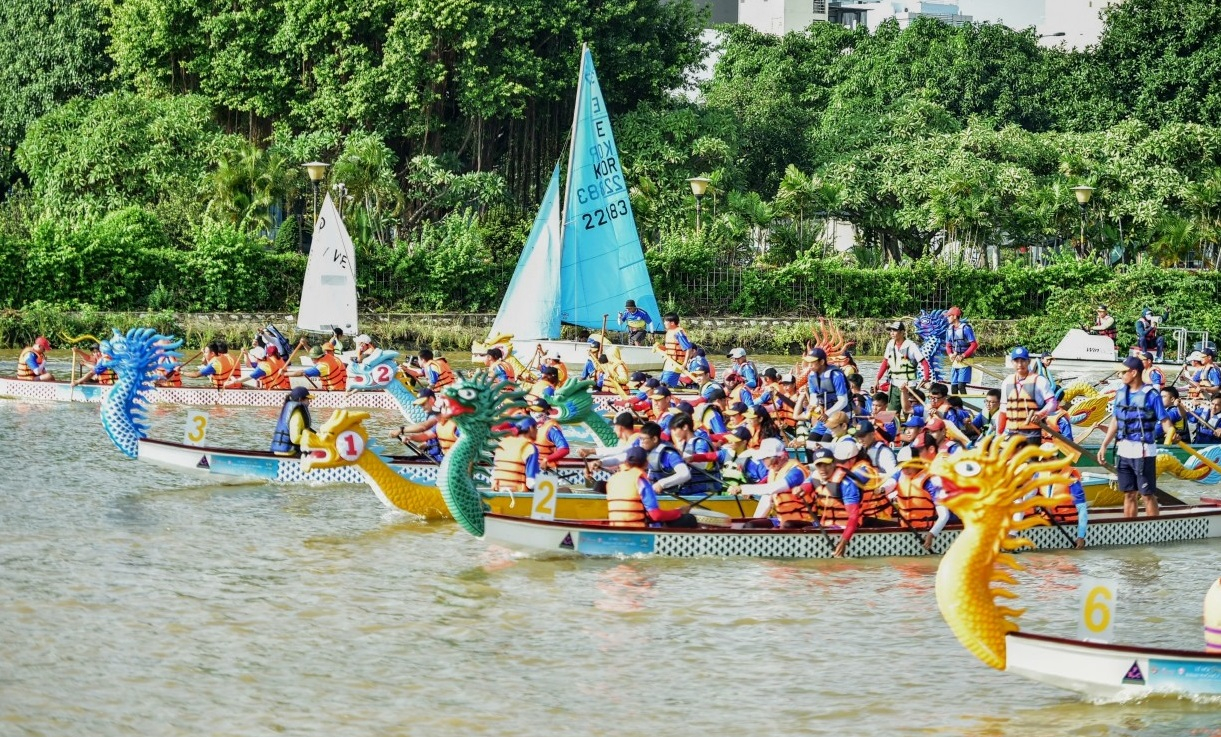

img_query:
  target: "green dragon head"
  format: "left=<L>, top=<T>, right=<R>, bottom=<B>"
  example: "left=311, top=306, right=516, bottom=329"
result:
left=436, top=374, right=527, bottom=537
left=549, top=378, right=598, bottom=424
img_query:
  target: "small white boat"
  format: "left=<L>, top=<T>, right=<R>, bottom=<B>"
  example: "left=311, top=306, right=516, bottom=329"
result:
left=1005, top=631, right=1221, bottom=700
left=1050, top=327, right=1208, bottom=374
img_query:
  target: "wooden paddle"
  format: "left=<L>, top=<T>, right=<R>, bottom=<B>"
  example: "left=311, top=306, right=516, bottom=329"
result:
left=1176, top=440, right=1221, bottom=477
left=969, top=362, right=1006, bottom=382
left=659, top=488, right=723, bottom=520
left=1039, top=418, right=1186, bottom=506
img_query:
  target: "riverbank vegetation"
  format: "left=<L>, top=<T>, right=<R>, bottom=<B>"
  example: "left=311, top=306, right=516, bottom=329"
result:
left=2, top=0, right=1220, bottom=339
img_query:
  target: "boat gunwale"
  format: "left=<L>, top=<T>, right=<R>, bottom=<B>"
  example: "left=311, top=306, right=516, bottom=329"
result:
left=1009, top=631, right=1221, bottom=662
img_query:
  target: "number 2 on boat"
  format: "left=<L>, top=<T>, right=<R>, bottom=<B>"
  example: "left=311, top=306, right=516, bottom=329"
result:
left=1078, top=577, right=1118, bottom=642
left=531, top=474, right=559, bottom=521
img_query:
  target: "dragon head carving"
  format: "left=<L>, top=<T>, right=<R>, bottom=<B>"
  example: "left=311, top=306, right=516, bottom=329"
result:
left=345, top=349, right=402, bottom=390
left=549, top=378, right=598, bottom=424
left=300, top=409, right=371, bottom=472
left=930, top=435, right=1076, bottom=670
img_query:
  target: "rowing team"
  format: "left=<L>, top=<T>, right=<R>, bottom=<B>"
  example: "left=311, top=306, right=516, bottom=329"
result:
left=16, top=327, right=391, bottom=392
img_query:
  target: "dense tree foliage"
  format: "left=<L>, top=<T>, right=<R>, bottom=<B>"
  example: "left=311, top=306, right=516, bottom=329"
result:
left=2, top=0, right=1221, bottom=318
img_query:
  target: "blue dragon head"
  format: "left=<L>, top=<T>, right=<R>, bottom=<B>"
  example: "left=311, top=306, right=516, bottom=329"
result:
left=345, top=349, right=401, bottom=390
left=100, top=327, right=182, bottom=458
left=345, top=349, right=430, bottom=423
left=913, top=309, right=950, bottom=382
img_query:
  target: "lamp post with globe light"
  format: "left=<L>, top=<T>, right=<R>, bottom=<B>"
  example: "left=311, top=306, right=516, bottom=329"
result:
left=687, top=176, right=711, bottom=233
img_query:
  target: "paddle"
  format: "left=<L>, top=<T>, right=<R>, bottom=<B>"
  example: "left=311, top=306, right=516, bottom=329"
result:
left=658, top=488, right=722, bottom=517
left=1035, top=504, right=1081, bottom=548
left=969, top=362, right=1006, bottom=383
left=796, top=486, right=839, bottom=554
left=1176, top=440, right=1221, bottom=478
left=876, top=489, right=929, bottom=554
left=1039, top=418, right=1186, bottom=506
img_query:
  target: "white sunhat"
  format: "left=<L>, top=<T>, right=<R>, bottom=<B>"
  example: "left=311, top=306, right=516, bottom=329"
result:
left=758, top=437, right=787, bottom=459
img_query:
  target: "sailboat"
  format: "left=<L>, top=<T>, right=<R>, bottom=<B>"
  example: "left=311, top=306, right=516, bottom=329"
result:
left=478, top=45, right=665, bottom=371
left=297, top=192, right=359, bottom=339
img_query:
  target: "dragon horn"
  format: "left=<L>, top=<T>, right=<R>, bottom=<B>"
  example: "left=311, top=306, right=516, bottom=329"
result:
left=61, top=332, right=104, bottom=345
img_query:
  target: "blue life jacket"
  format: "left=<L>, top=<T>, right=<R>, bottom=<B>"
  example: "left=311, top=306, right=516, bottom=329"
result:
left=809, top=368, right=848, bottom=415
left=271, top=400, right=311, bottom=454
left=946, top=322, right=973, bottom=354
left=1115, top=386, right=1158, bottom=444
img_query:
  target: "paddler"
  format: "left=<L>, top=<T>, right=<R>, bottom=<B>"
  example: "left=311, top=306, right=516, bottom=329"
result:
left=541, top=352, right=568, bottom=384
left=527, top=398, right=571, bottom=472
left=875, top=321, right=930, bottom=414
left=69, top=344, right=117, bottom=387
left=803, top=347, right=852, bottom=421
left=727, top=347, right=759, bottom=390
left=491, top=417, right=541, bottom=492
left=943, top=306, right=977, bottom=395
left=353, top=334, right=378, bottom=364
left=390, top=388, right=445, bottom=462
left=483, top=347, right=515, bottom=382
left=617, top=299, right=654, bottom=346
left=1139, top=351, right=1164, bottom=390
left=270, top=386, right=314, bottom=456
left=658, top=313, right=693, bottom=387
left=288, top=344, right=347, bottom=391
left=996, top=346, right=1058, bottom=447
left=186, top=342, right=239, bottom=388
left=727, top=437, right=813, bottom=528
left=17, top=336, right=55, bottom=382
left=401, top=348, right=456, bottom=390
left=605, top=446, right=698, bottom=528
left=1096, top=355, right=1178, bottom=519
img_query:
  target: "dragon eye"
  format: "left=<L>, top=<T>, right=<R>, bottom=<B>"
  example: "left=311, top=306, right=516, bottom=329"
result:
left=953, top=460, right=981, bottom=477
left=458, top=388, right=476, bottom=400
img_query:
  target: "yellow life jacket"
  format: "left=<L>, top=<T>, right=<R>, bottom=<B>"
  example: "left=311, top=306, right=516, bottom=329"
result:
left=606, top=467, right=648, bottom=527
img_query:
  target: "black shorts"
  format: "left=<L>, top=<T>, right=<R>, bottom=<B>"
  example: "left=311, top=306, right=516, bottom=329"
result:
left=1116, top=455, right=1158, bottom=496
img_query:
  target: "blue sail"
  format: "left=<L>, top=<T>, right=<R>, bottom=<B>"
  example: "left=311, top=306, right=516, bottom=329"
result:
left=558, top=46, right=661, bottom=333
left=489, top=164, right=564, bottom=341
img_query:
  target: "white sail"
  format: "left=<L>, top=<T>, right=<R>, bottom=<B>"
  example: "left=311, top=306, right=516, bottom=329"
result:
left=296, top=193, right=358, bottom=335
left=488, top=165, right=563, bottom=341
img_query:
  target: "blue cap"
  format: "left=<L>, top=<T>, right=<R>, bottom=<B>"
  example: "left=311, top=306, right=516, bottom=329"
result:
left=1010, top=346, right=1031, bottom=360
left=515, top=417, right=537, bottom=433
left=903, top=415, right=926, bottom=428
left=624, top=446, right=648, bottom=465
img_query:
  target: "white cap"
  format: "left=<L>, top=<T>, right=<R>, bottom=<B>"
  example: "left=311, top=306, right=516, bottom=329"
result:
left=833, top=437, right=860, bottom=461
left=895, top=446, right=913, bottom=463
left=728, top=347, right=747, bottom=359
left=547, top=351, right=562, bottom=360
left=758, top=437, right=787, bottom=459
left=356, top=334, right=372, bottom=345
left=1188, top=351, right=1204, bottom=363
left=249, top=347, right=266, bottom=360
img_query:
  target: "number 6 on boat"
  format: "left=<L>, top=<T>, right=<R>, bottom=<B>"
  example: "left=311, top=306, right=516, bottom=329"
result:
left=1078, top=577, right=1118, bottom=642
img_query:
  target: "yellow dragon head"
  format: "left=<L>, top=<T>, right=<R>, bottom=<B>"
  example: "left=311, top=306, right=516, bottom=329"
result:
left=929, top=435, right=1077, bottom=670
left=1059, top=381, right=1112, bottom=427
left=300, top=410, right=371, bottom=472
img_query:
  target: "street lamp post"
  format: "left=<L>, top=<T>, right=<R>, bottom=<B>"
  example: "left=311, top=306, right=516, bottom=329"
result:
left=302, top=161, right=330, bottom=224
left=1071, top=184, right=1094, bottom=252
left=687, top=176, right=711, bottom=233
left=1037, top=31, right=1066, bottom=39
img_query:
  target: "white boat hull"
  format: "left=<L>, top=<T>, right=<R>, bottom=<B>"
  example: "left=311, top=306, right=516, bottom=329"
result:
left=480, top=505, right=1221, bottom=559
left=1006, top=632, right=1221, bottom=700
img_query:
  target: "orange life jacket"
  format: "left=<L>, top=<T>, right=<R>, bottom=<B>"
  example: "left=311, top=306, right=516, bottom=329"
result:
left=1004, top=375, right=1042, bottom=433
left=534, top=419, right=561, bottom=457
left=816, top=461, right=885, bottom=526
left=1041, top=468, right=1080, bottom=524
left=16, top=348, right=42, bottom=380
left=315, top=353, right=347, bottom=391
left=437, top=418, right=459, bottom=455
left=426, top=357, right=456, bottom=389
left=772, top=388, right=796, bottom=429
left=492, top=435, right=534, bottom=491
left=606, top=467, right=649, bottom=527
left=768, top=458, right=812, bottom=525
left=664, top=328, right=687, bottom=364
left=208, top=353, right=239, bottom=388
left=258, top=357, right=290, bottom=390
left=893, top=470, right=938, bottom=530
left=493, top=359, right=516, bottom=382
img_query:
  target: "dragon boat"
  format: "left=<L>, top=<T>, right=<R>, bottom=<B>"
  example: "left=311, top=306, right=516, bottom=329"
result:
left=98, top=328, right=745, bottom=519
left=934, top=439, right=1221, bottom=701
left=0, top=374, right=402, bottom=411
left=430, top=378, right=1221, bottom=558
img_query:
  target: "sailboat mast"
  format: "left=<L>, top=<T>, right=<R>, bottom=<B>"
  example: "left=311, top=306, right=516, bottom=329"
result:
left=558, top=43, right=588, bottom=245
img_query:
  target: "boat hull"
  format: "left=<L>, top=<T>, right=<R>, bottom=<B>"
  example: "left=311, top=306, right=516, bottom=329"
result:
left=479, top=505, right=1221, bottom=558
left=1006, top=632, right=1221, bottom=700
left=136, top=438, right=745, bottom=518
left=1051, top=329, right=1183, bottom=374
left=1, top=377, right=400, bottom=411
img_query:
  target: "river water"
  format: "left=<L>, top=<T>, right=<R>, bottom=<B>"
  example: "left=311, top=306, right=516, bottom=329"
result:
left=2, top=352, right=1220, bottom=736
